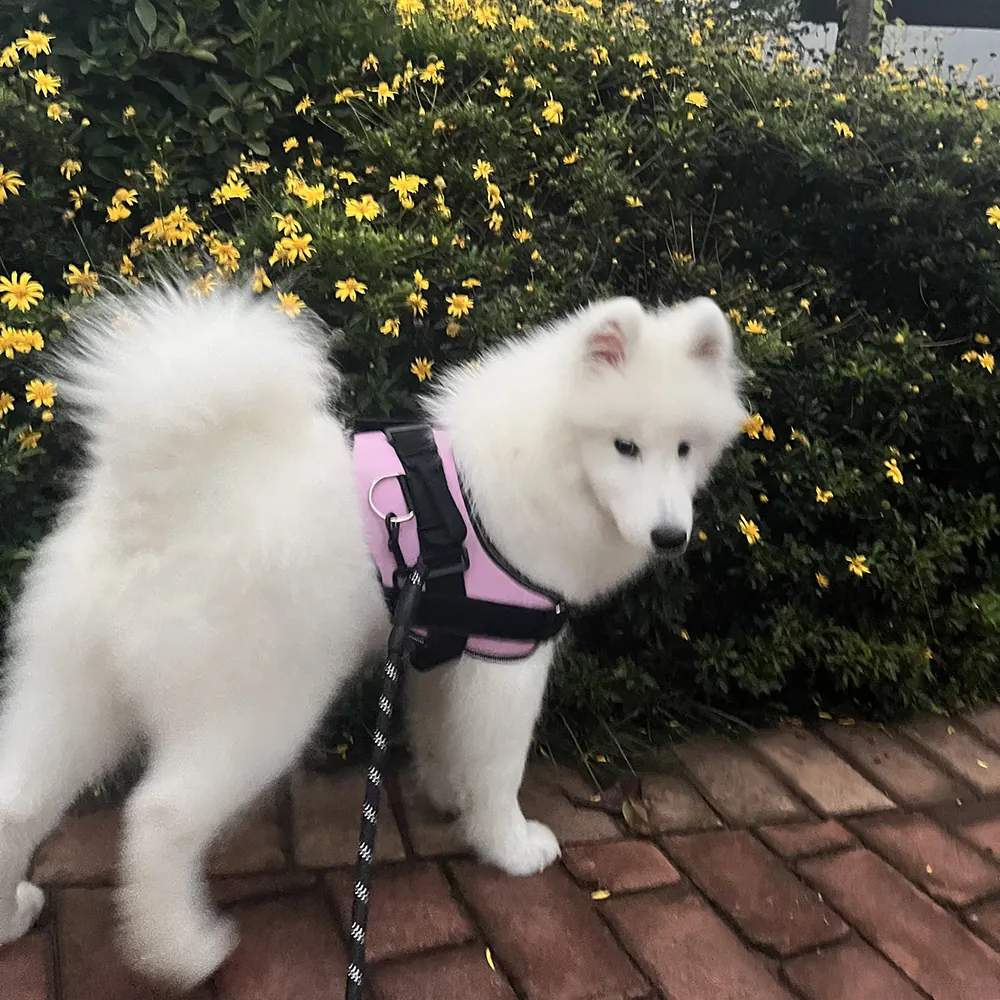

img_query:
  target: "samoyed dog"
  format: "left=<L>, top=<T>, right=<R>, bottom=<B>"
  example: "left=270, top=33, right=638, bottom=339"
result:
left=0, top=277, right=744, bottom=986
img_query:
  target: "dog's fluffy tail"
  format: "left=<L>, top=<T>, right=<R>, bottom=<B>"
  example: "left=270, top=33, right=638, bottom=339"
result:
left=54, top=274, right=337, bottom=463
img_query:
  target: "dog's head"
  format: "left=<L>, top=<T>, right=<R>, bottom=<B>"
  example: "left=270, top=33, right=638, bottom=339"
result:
left=563, top=295, right=746, bottom=556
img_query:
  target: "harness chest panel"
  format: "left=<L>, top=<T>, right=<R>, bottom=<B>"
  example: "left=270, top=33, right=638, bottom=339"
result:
left=352, top=425, right=564, bottom=668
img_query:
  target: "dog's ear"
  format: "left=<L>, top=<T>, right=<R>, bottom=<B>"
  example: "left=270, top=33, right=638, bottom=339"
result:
left=583, top=298, right=645, bottom=369
left=684, top=297, right=734, bottom=365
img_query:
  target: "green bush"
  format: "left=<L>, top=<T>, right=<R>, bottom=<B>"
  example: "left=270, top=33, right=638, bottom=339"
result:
left=1, top=0, right=998, bottom=743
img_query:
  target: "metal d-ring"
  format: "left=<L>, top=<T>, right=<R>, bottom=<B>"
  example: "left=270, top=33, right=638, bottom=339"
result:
left=368, top=475, right=414, bottom=523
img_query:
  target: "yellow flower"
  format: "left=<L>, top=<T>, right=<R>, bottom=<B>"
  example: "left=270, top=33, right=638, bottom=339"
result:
left=60, top=159, right=82, bottom=180
left=334, top=87, right=366, bottom=104
left=884, top=458, right=904, bottom=485
left=542, top=96, right=564, bottom=124
left=762, top=425, right=776, bottom=442
left=372, top=81, right=397, bottom=105
left=486, top=182, right=504, bottom=209
left=523, top=75, right=541, bottom=90
left=410, top=356, right=434, bottom=381
left=790, top=428, right=810, bottom=447
left=815, top=573, right=829, bottom=589
left=150, top=159, right=170, bottom=187
left=976, top=97, right=989, bottom=110
left=276, top=291, right=305, bottom=316
left=473, top=159, right=494, bottom=180
left=0, top=43, right=20, bottom=68
left=629, top=50, right=653, bottom=68
left=122, top=105, right=136, bottom=120
left=625, top=195, right=643, bottom=208
left=684, top=90, right=708, bottom=109
left=433, top=118, right=446, bottom=132
left=488, top=210, right=503, bottom=232
left=283, top=137, right=299, bottom=153
left=335, top=276, right=367, bottom=302
left=25, top=379, right=56, bottom=408
left=380, top=317, right=400, bottom=337
left=419, top=59, right=445, bottom=85
left=690, top=29, right=702, bottom=46
left=1, top=272, right=44, bottom=311
left=18, top=428, right=41, bottom=451
left=106, top=204, right=131, bottom=222
left=513, top=228, right=532, bottom=242
left=110, top=187, right=138, bottom=208
left=799, top=298, right=811, bottom=312
left=0, top=166, right=25, bottom=203
left=406, top=292, right=428, bottom=317
left=987, top=206, right=1000, bottom=228
left=362, top=52, right=379, bottom=71
left=413, top=270, right=430, bottom=291
left=208, top=239, right=240, bottom=273
left=846, top=554, right=871, bottom=578
left=295, top=182, right=325, bottom=208
left=816, top=487, right=833, bottom=504
left=251, top=267, right=272, bottom=293
left=738, top=515, right=761, bottom=545
left=446, top=321, right=461, bottom=338
left=832, top=119, right=855, bottom=138
left=0, top=391, right=14, bottom=415
left=742, top=412, right=764, bottom=439
left=272, top=212, right=302, bottom=236
left=295, top=95, right=313, bottom=115
left=510, top=13, right=534, bottom=31
left=345, top=194, right=381, bottom=222
left=980, top=351, right=995, bottom=374
left=563, top=148, right=580, bottom=165
left=47, top=102, right=67, bottom=121
left=461, top=277, right=481, bottom=288
left=119, top=255, right=135, bottom=277
left=212, top=178, right=252, bottom=203
left=974, top=333, right=990, bottom=345
left=278, top=232, right=315, bottom=263
left=16, top=30, right=54, bottom=57
left=745, top=319, right=766, bottom=334
left=65, top=262, right=99, bottom=298
left=495, top=83, right=513, bottom=99
left=446, top=293, right=473, bottom=317
left=389, top=172, right=428, bottom=207
left=961, top=350, right=981, bottom=363
left=833, top=93, right=848, bottom=103
left=27, top=68, right=60, bottom=96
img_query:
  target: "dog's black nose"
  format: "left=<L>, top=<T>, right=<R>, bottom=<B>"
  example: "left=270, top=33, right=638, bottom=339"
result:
left=650, top=526, right=688, bottom=551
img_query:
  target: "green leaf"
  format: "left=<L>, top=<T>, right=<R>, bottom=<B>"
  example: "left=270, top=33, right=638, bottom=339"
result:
left=135, top=0, right=158, bottom=37
left=157, top=79, right=192, bottom=106
left=265, top=75, right=294, bottom=93
left=208, top=105, right=229, bottom=124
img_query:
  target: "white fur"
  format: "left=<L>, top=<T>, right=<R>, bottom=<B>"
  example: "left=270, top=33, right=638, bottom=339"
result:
left=0, top=278, right=744, bottom=986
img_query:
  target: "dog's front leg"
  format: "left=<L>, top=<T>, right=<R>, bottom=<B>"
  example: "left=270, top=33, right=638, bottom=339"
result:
left=411, top=646, right=560, bottom=876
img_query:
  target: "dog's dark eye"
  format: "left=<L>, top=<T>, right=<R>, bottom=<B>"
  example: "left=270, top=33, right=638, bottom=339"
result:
left=615, top=438, right=640, bottom=459
left=678, top=441, right=691, bottom=458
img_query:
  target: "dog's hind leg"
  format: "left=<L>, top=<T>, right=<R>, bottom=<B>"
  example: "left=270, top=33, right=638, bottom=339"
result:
left=0, top=648, right=130, bottom=948
left=416, top=646, right=561, bottom=877
left=116, top=691, right=332, bottom=988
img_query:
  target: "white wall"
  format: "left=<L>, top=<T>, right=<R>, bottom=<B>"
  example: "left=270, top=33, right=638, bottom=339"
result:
left=792, top=21, right=1000, bottom=79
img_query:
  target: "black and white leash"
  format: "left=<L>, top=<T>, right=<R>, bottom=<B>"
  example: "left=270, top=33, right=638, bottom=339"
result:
left=344, top=542, right=424, bottom=1000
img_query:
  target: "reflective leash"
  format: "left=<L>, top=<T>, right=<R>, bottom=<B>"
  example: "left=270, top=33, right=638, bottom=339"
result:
left=344, top=525, right=424, bottom=1000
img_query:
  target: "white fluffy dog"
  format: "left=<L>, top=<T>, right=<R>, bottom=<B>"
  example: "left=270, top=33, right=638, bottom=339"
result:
left=0, top=278, right=745, bottom=986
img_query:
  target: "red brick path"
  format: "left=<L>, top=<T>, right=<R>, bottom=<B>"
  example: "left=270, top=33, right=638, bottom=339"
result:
left=5, top=707, right=1000, bottom=999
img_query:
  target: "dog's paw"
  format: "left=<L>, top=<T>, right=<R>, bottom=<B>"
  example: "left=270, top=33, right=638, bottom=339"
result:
left=124, top=913, right=237, bottom=989
left=472, top=818, right=561, bottom=877
left=0, top=882, right=45, bottom=948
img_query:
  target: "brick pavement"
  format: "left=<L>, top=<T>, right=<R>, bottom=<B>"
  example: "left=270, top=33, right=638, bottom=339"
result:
left=4, top=711, right=1000, bottom=999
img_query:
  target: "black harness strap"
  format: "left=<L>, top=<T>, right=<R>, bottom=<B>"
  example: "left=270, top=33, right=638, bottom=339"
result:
left=383, top=425, right=468, bottom=666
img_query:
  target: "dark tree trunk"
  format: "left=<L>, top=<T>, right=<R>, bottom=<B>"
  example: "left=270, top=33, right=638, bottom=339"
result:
left=836, top=0, right=879, bottom=73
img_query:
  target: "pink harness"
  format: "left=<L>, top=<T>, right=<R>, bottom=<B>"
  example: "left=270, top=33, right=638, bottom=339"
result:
left=352, top=425, right=565, bottom=667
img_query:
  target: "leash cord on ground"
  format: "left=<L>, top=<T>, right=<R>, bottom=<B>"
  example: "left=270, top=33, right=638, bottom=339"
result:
left=345, top=560, right=424, bottom=1000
